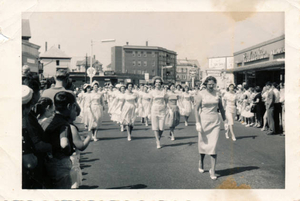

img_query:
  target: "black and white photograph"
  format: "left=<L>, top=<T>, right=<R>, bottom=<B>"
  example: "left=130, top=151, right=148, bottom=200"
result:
left=21, top=11, right=285, bottom=189
left=1, top=0, right=300, bottom=200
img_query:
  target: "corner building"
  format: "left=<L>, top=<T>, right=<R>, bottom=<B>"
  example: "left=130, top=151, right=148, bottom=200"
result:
left=227, top=35, right=285, bottom=87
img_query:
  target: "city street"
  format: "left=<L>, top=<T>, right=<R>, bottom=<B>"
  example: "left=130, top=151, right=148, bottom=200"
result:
left=75, top=106, right=285, bottom=189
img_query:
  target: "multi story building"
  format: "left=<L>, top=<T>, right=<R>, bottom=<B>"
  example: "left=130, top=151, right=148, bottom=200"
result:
left=176, top=59, right=202, bottom=87
left=111, top=43, right=177, bottom=83
left=40, top=44, right=72, bottom=78
left=22, top=19, right=41, bottom=75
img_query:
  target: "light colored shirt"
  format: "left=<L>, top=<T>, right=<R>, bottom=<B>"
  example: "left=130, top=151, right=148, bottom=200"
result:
left=273, top=88, right=280, bottom=103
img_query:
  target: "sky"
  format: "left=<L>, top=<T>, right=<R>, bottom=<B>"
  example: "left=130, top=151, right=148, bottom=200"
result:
left=23, top=12, right=284, bottom=70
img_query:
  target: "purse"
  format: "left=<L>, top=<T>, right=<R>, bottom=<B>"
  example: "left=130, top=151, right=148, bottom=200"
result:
left=250, top=104, right=256, bottom=113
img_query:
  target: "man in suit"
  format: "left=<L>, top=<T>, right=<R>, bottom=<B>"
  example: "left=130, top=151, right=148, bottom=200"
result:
left=265, top=82, right=276, bottom=135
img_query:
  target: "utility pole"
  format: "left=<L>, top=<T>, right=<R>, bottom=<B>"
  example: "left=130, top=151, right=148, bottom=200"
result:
left=85, top=53, right=88, bottom=83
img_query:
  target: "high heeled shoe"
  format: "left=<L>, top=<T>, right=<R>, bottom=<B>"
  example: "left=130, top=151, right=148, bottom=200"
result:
left=198, top=167, right=204, bottom=173
left=232, top=136, right=236, bottom=141
left=225, top=131, right=229, bottom=139
left=209, top=169, right=217, bottom=180
left=127, top=135, right=131, bottom=141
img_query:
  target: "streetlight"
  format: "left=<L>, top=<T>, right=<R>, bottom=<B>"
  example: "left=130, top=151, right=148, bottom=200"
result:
left=90, top=39, right=116, bottom=83
left=161, top=65, right=173, bottom=82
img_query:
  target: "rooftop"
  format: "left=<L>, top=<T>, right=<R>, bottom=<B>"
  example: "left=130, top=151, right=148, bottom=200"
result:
left=40, top=46, right=71, bottom=59
left=123, top=45, right=177, bottom=55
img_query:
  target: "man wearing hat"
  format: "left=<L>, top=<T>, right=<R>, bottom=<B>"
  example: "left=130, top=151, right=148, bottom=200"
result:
left=41, top=69, right=81, bottom=115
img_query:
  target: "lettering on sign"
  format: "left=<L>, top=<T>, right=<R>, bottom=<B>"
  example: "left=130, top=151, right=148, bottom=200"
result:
left=270, top=47, right=285, bottom=55
left=243, top=48, right=269, bottom=63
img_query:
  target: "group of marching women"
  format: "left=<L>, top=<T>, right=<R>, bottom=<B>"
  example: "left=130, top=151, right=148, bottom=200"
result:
left=76, top=76, right=195, bottom=148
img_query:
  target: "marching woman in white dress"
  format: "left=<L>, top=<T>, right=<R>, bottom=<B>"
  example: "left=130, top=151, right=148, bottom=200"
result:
left=223, top=83, right=237, bottom=141
left=140, top=85, right=152, bottom=127
left=81, top=84, right=92, bottom=129
left=111, top=85, right=126, bottom=131
left=88, top=81, right=105, bottom=141
left=106, top=85, right=114, bottom=114
left=165, top=83, right=180, bottom=141
left=137, top=84, right=145, bottom=123
left=180, top=85, right=193, bottom=126
left=150, top=76, right=168, bottom=149
left=120, top=83, right=139, bottom=141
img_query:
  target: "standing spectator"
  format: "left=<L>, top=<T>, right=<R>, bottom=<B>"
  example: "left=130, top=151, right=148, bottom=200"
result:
left=272, top=82, right=281, bottom=134
left=43, top=91, right=82, bottom=189
left=22, top=72, right=52, bottom=189
left=265, top=82, right=276, bottom=135
left=41, top=69, right=81, bottom=116
left=253, top=86, right=264, bottom=128
left=279, top=82, right=285, bottom=136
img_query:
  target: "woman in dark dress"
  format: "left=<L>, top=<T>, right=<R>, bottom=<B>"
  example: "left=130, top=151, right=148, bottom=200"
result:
left=253, top=86, right=264, bottom=128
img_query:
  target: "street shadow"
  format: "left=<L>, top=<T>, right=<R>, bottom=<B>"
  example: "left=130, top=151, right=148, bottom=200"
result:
left=163, top=142, right=196, bottom=147
left=236, top=135, right=258, bottom=140
left=131, top=136, right=155, bottom=140
left=80, top=164, right=92, bottom=170
left=107, top=184, right=147, bottom=189
left=216, top=166, right=259, bottom=178
left=174, top=136, right=197, bottom=140
left=80, top=158, right=100, bottom=163
left=100, top=137, right=126, bottom=141
left=132, top=128, right=150, bottom=131
left=82, top=172, right=88, bottom=176
left=79, top=185, right=99, bottom=189
left=80, top=152, right=92, bottom=155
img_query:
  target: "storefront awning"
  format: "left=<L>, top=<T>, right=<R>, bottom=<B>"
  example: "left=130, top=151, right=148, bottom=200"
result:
left=225, top=59, right=285, bottom=73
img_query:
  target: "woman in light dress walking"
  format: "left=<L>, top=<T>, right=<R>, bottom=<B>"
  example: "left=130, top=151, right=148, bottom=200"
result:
left=194, top=76, right=226, bottom=180
left=111, top=85, right=126, bottom=131
left=149, top=76, right=168, bottom=149
left=120, top=83, right=139, bottom=141
left=180, top=85, right=193, bottom=126
left=223, top=83, right=237, bottom=141
left=140, top=85, right=152, bottom=127
left=88, top=81, right=105, bottom=141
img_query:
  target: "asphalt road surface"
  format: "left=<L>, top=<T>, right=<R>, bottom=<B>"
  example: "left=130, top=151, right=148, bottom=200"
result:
left=74, top=106, right=285, bottom=189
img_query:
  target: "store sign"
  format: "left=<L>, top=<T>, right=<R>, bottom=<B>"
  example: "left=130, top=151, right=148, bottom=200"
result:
left=27, top=58, right=36, bottom=64
left=271, top=47, right=285, bottom=55
left=87, top=67, right=96, bottom=77
left=209, top=58, right=226, bottom=69
left=206, top=70, right=221, bottom=77
left=243, top=48, right=269, bottom=63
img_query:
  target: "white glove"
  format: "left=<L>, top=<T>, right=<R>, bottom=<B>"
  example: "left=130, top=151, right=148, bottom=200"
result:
left=196, top=122, right=202, bottom=132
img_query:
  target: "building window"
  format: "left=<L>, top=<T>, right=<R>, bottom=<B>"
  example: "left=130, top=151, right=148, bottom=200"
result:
left=144, top=52, right=147, bottom=57
left=144, top=61, right=147, bottom=66
left=137, top=52, right=141, bottom=57
left=183, top=68, right=187, bottom=73
left=138, top=61, right=141, bottom=66
left=132, top=52, right=136, bottom=57
left=133, top=61, right=136, bottom=66
left=133, top=70, right=136, bottom=74
left=152, top=62, right=155, bottom=67
left=152, top=69, right=155, bottom=75
left=152, top=52, right=155, bottom=57
left=56, top=60, right=60, bottom=66
left=137, top=70, right=141, bottom=74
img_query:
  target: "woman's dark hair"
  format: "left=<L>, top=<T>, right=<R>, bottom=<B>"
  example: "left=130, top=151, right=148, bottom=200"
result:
left=22, top=72, right=41, bottom=93
left=84, top=85, right=91, bottom=93
left=176, top=84, right=182, bottom=89
left=203, top=76, right=217, bottom=86
left=119, top=85, right=126, bottom=92
left=255, top=86, right=261, bottom=93
left=183, top=85, right=190, bottom=92
left=54, top=91, right=76, bottom=113
left=126, top=82, right=133, bottom=89
left=35, top=97, right=53, bottom=117
left=153, top=77, right=164, bottom=85
left=168, top=83, right=175, bottom=90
